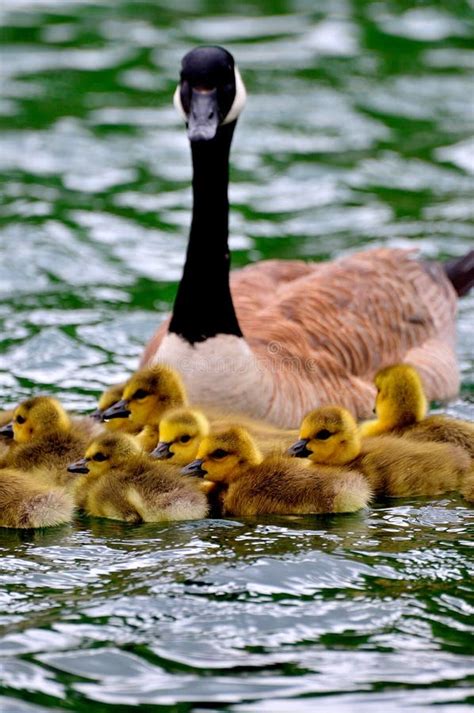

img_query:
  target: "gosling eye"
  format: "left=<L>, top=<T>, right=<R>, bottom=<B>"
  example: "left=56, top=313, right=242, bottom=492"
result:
left=210, top=448, right=228, bottom=460
left=92, top=452, right=108, bottom=462
left=314, top=429, right=332, bottom=440
left=15, top=415, right=26, bottom=425
left=180, top=434, right=191, bottom=444
left=132, top=389, right=149, bottom=400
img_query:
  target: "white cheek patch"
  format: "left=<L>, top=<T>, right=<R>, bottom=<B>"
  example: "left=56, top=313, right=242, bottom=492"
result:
left=222, top=66, right=247, bottom=125
left=173, top=65, right=247, bottom=125
left=173, top=84, right=187, bottom=121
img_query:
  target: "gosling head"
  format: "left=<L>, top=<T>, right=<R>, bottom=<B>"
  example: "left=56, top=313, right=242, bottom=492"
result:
left=174, top=45, right=246, bottom=143
left=9, top=396, right=71, bottom=445
left=181, top=426, right=262, bottom=483
left=101, top=365, right=188, bottom=429
left=67, top=433, right=140, bottom=478
left=288, top=406, right=361, bottom=466
left=374, top=364, right=428, bottom=428
left=151, top=408, right=209, bottom=466
left=90, top=383, right=125, bottom=423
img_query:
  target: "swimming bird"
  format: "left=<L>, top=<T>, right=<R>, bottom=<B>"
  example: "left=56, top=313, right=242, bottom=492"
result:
left=141, top=45, right=473, bottom=428
left=289, top=406, right=471, bottom=499
left=360, top=364, right=474, bottom=458
left=0, top=470, right=73, bottom=529
left=0, top=396, right=99, bottom=484
left=182, top=425, right=371, bottom=517
left=68, top=432, right=208, bottom=522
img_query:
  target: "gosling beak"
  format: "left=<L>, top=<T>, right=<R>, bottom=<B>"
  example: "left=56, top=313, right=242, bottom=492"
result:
left=151, top=441, right=173, bottom=460
left=67, top=458, right=90, bottom=474
left=181, top=459, right=207, bottom=477
left=187, top=88, right=219, bottom=142
left=89, top=408, right=104, bottom=422
left=0, top=421, right=14, bottom=439
left=287, top=438, right=312, bottom=458
left=101, top=399, right=131, bottom=420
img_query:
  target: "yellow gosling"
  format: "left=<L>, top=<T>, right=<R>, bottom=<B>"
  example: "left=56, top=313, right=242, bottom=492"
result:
left=0, top=396, right=96, bottom=484
left=68, top=432, right=208, bottom=523
left=360, top=364, right=474, bottom=459
left=0, top=470, right=73, bottom=529
left=182, top=426, right=371, bottom=517
left=293, top=405, right=471, bottom=499
left=100, top=365, right=188, bottom=431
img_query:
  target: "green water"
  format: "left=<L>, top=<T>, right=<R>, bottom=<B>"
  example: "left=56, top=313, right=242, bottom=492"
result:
left=0, top=1, right=473, bottom=710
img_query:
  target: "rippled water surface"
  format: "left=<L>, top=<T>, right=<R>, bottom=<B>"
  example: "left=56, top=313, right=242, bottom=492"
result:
left=0, top=1, right=473, bottom=710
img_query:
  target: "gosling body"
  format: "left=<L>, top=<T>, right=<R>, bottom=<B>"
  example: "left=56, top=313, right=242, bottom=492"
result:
left=361, top=364, right=474, bottom=459
left=293, top=406, right=471, bottom=499
left=0, top=397, right=97, bottom=484
left=69, top=433, right=208, bottom=523
left=0, top=470, right=73, bottom=529
left=183, top=426, right=371, bottom=517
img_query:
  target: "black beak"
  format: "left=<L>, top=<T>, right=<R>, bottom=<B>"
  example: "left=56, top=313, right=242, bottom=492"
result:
left=89, top=408, right=104, bottom=422
left=0, top=421, right=14, bottom=439
left=151, top=441, right=173, bottom=460
left=67, top=458, right=90, bottom=474
left=101, top=399, right=131, bottom=420
left=181, top=459, right=207, bottom=477
left=287, top=438, right=312, bottom=458
left=187, top=88, right=219, bottom=142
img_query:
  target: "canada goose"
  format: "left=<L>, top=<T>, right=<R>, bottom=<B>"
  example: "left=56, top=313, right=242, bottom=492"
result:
left=0, top=396, right=97, bottom=484
left=0, top=470, right=73, bottom=529
left=290, top=406, right=471, bottom=499
left=68, top=432, right=208, bottom=522
left=182, top=425, right=371, bottom=517
left=360, top=364, right=474, bottom=458
left=141, top=45, right=473, bottom=428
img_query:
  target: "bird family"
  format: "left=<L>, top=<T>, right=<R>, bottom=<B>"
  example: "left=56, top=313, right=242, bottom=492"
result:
left=0, top=362, right=472, bottom=528
left=1, top=46, right=472, bottom=529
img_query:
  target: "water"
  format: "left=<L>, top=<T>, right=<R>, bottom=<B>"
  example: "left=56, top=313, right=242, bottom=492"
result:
left=0, top=0, right=473, bottom=710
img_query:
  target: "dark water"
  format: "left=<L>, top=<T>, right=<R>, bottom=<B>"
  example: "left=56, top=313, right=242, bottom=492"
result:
left=0, top=1, right=473, bottom=710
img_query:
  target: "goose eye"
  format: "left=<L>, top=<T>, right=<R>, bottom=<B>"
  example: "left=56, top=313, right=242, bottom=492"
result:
left=132, top=389, right=149, bottom=400
left=15, top=415, right=26, bottom=424
left=92, top=452, right=108, bottom=462
left=180, top=435, right=191, bottom=444
left=211, top=449, right=228, bottom=459
left=315, top=429, right=332, bottom=440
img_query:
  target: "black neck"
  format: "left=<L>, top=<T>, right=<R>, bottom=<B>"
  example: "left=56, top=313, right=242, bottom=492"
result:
left=169, top=121, right=242, bottom=344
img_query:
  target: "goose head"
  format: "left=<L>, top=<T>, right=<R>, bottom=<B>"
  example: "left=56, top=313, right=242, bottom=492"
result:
left=288, top=406, right=361, bottom=466
left=181, top=425, right=262, bottom=483
left=174, top=45, right=246, bottom=142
